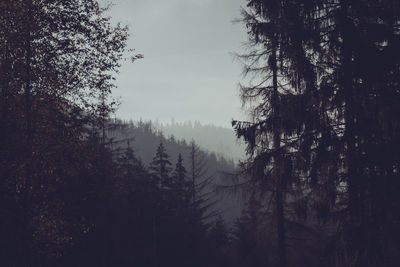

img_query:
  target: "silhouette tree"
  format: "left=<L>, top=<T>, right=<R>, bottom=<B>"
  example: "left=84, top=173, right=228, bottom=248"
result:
left=172, top=153, right=191, bottom=203
left=234, top=0, right=400, bottom=266
left=233, top=1, right=306, bottom=265
left=0, top=0, right=127, bottom=265
left=150, top=142, right=173, bottom=190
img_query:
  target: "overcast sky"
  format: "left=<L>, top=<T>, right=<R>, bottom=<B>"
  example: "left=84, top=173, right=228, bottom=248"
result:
left=104, top=0, right=248, bottom=127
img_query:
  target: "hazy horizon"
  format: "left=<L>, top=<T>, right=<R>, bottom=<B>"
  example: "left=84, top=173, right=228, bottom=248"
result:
left=102, top=0, right=248, bottom=127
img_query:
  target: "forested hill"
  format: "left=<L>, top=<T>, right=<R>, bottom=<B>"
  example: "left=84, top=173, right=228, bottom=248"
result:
left=106, top=119, right=244, bottom=222
left=151, top=120, right=246, bottom=163
left=107, top=119, right=237, bottom=170
left=2, top=0, right=400, bottom=266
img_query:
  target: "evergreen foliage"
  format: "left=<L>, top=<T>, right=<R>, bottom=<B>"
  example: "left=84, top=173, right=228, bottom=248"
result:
left=234, top=0, right=400, bottom=266
left=1, top=0, right=399, bottom=266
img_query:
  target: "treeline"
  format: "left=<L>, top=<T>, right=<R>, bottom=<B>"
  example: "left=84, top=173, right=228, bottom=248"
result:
left=233, top=1, right=400, bottom=267
left=150, top=119, right=246, bottom=163
left=107, top=119, right=237, bottom=170
left=2, top=0, right=399, bottom=266
left=106, top=119, right=245, bottom=223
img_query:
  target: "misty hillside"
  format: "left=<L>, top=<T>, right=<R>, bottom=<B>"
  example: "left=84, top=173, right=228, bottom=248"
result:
left=151, top=120, right=246, bottom=163
left=106, top=119, right=244, bottom=222
left=3, top=0, right=400, bottom=266
left=107, top=119, right=236, bottom=170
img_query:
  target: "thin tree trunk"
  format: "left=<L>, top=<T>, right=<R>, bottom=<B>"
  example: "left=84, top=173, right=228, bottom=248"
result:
left=271, top=44, right=287, bottom=267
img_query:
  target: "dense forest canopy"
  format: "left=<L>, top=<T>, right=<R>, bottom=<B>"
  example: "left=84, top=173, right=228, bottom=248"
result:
left=0, top=0, right=399, bottom=267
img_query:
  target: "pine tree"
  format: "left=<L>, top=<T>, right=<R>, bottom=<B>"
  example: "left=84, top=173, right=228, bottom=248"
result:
left=172, top=153, right=190, bottom=202
left=189, top=140, right=210, bottom=208
left=110, top=146, right=156, bottom=266
left=149, top=142, right=173, bottom=189
left=235, top=0, right=400, bottom=266
left=233, top=2, right=306, bottom=265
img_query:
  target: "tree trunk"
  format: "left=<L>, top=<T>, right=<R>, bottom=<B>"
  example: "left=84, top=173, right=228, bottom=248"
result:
left=271, top=44, right=287, bottom=267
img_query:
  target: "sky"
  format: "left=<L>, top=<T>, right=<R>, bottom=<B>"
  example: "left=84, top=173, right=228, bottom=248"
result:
left=103, top=0, right=248, bottom=127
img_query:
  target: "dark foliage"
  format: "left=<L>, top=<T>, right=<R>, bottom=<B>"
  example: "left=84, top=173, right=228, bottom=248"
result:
left=233, top=0, right=400, bottom=266
left=1, top=0, right=399, bottom=266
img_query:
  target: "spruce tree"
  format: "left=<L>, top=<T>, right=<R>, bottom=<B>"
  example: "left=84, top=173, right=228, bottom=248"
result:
left=235, top=0, right=400, bottom=266
left=172, top=153, right=190, bottom=203
left=149, top=142, right=173, bottom=189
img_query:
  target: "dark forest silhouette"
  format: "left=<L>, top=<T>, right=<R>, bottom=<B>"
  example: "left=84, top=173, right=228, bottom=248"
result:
left=1, top=0, right=399, bottom=267
left=233, top=0, right=400, bottom=267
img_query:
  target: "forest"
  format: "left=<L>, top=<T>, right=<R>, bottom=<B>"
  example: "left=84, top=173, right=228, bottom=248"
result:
left=0, top=0, right=399, bottom=267
left=150, top=119, right=245, bottom=163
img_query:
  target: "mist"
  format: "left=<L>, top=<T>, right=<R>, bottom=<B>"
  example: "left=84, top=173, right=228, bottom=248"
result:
left=104, top=0, right=248, bottom=127
left=1, top=0, right=400, bottom=266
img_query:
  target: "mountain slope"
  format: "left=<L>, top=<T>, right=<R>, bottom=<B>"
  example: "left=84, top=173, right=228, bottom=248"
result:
left=106, top=119, right=244, bottom=222
left=152, top=120, right=246, bottom=163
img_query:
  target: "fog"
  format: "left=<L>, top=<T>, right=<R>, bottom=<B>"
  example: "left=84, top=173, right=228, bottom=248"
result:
left=102, top=0, right=248, bottom=127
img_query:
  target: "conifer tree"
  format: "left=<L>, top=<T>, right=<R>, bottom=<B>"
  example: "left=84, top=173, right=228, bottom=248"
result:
left=235, top=0, right=400, bottom=266
left=233, top=2, right=305, bottom=265
left=149, top=143, right=173, bottom=190
left=172, top=153, right=190, bottom=202
left=189, top=140, right=210, bottom=207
